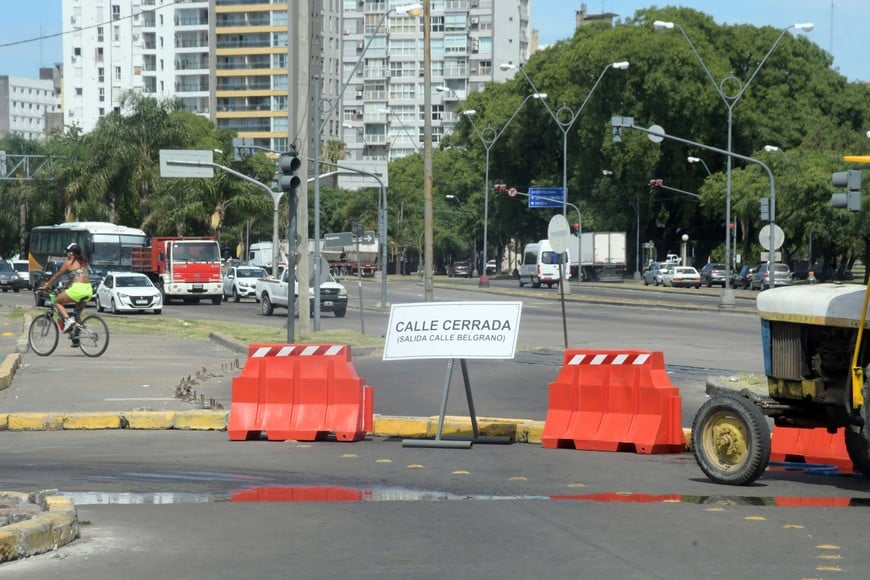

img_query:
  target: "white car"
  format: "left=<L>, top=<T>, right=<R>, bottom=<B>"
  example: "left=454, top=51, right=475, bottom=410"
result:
left=222, top=265, right=268, bottom=302
left=96, top=272, right=163, bottom=314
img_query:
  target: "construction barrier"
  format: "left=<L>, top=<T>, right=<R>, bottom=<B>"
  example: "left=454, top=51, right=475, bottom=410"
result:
left=541, top=350, right=684, bottom=454
left=770, top=426, right=854, bottom=473
left=227, top=344, right=373, bottom=442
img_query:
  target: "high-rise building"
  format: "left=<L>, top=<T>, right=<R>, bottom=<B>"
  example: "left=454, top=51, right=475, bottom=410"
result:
left=215, top=1, right=342, bottom=153
left=60, top=0, right=529, bottom=160
left=62, top=0, right=211, bottom=132
left=0, top=75, right=60, bottom=140
left=341, top=0, right=530, bottom=163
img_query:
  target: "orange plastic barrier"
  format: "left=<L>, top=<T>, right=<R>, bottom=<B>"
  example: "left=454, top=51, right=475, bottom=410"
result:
left=541, top=350, right=684, bottom=454
left=227, top=344, right=373, bottom=442
left=770, top=426, right=854, bottom=472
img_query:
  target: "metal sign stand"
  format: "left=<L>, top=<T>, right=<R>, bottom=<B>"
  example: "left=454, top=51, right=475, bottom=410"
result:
left=402, top=358, right=511, bottom=448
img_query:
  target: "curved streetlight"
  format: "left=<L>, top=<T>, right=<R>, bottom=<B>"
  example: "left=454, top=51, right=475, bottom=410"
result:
left=687, top=156, right=712, bottom=176
left=500, top=61, right=629, bottom=221
left=461, top=92, right=545, bottom=287
left=653, top=19, right=813, bottom=304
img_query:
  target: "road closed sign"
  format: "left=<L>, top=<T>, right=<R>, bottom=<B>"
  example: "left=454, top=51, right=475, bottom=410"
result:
left=383, top=301, right=523, bottom=361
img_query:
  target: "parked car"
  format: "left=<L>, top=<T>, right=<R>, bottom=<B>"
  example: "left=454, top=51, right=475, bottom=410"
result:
left=663, top=266, right=701, bottom=288
left=732, top=264, right=758, bottom=289
left=699, top=263, right=728, bottom=287
left=222, top=265, right=268, bottom=302
left=8, top=259, right=31, bottom=289
left=750, top=263, right=792, bottom=290
left=95, top=272, right=163, bottom=314
left=0, top=260, right=25, bottom=293
left=485, top=259, right=497, bottom=275
left=448, top=260, right=473, bottom=278
left=643, top=262, right=673, bottom=286
left=32, top=260, right=104, bottom=306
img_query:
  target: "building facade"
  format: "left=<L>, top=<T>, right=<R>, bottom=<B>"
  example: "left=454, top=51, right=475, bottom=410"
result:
left=341, top=0, right=530, bottom=163
left=62, top=0, right=211, bottom=131
left=60, top=0, right=529, bottom=160
left=0, top=76, right=60, bottom=141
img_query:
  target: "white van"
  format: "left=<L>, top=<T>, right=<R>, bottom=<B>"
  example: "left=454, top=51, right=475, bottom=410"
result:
left=518, top=239, right=570, bottom=288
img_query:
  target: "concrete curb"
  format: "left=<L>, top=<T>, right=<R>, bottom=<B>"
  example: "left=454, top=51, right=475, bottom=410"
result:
left=0, top=490, right=79, bottom=563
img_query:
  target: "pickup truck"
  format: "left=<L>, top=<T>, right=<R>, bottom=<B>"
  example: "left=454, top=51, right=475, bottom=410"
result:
left=255, top=268, right=348, bottom=318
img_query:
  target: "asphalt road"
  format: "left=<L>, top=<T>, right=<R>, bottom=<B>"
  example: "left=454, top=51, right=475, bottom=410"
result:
left=2, top=278, right=868, bottom=579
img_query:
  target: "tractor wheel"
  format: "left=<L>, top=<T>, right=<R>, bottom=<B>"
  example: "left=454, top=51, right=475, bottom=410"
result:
left=692, top=393, right=771, bottom=486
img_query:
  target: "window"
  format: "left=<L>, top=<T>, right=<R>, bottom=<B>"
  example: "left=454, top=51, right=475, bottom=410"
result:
left=114, top=66, right=121, bottom=80
left=75, top=87, right=83, bottom=96
left=97, top=27, right=104, bottom=42
left=98, top=67, right=105, bottom=82
left=73, top=47, right=81, bottom=57
left=112, top=5, right=121, bottom=20
left=99, top=88, right=105, bottom=102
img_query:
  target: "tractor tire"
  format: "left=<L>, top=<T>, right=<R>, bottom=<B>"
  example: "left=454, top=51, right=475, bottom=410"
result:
left=692, top=392, right=771, bottom=486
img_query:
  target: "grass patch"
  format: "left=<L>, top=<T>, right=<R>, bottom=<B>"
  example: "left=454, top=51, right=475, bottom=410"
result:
left=11, top=306, right=383, bottom=347
left=718, top=371, right=768, bottom=394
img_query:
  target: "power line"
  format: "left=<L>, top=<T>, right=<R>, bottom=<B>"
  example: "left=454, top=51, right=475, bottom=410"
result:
left=0, top=1, right=181, bottom=50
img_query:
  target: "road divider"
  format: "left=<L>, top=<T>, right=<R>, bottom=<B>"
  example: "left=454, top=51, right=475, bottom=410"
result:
left=228, top=344, right=372, bottom=442
left=542, top=350, right=685, bottom=453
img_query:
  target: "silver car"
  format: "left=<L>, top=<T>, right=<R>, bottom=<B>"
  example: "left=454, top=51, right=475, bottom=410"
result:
left=750, top=263, right=792, bottom=290
left=643, top=262, right=671, bottom=286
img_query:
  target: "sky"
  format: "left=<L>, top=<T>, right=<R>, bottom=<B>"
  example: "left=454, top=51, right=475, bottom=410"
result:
left=0, top=1, right=866, bottom=82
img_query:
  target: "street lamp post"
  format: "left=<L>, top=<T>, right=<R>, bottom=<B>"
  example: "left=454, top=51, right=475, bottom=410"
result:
left=653, top=20, right=813, bottom=305
left=500, top=61, right=629, bottom=219
left=687, top=156, right=712, bottom=176
left=462, top=93, right=544, bottom=287
left=602, top=170, right=641, bottom=280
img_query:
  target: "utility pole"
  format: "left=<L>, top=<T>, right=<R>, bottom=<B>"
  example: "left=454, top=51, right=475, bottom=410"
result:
left=289, top=0, right=312, bottom=336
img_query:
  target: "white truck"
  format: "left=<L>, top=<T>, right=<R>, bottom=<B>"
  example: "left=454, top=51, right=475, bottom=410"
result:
left=255, top=267, right=348, bottom=318
left=568, top=231, right=627, bottom=282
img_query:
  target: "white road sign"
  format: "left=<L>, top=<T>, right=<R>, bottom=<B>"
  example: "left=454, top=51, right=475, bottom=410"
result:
left=383, top=301, right=523, bottom=361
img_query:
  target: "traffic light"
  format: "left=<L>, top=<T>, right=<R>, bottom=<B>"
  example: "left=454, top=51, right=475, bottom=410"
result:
left=831, top=170, right=862, bottom=211
left=759, top=197, right=770, bottom=221
left=494, top=183, right=507, bottom=194
left=648, top=179, right=662, bottom=193
left=277, top=152, right=301, bottom=193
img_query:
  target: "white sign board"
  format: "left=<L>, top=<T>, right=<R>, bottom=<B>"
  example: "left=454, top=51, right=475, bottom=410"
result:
left=383, top=301, right=523, bottom=361
left=548, top=214, right=570, bottom=253
left=159, top=149, right=215, bottom=178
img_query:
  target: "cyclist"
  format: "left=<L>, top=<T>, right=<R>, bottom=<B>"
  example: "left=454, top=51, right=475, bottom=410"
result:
left=39, top=242, right=93, bottom=333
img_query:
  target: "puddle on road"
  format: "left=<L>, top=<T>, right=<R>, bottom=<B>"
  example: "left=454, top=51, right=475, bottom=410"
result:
left=60, top=485, right=870, bottom=508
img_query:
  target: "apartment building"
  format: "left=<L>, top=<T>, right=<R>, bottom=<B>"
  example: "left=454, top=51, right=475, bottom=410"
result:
left=0, top=75, right=60, bottom=140
left=62, top=0, right=210, bottom=132
left=341, top=0, right=530, bottom=163
left=214, top=1, right=341, bottom=153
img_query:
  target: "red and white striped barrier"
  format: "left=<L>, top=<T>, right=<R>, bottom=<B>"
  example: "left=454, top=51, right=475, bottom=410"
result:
left=228, top=343, right=372, bottom=442
left=542, top=349, right=684, bottom=454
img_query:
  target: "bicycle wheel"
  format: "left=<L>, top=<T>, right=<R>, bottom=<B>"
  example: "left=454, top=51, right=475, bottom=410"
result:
left=77, top=315, right=110, bottom=357
left=28, top=313, right=59, bottom=356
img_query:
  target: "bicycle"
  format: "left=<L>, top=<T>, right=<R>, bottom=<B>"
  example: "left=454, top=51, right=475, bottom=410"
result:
left=28, top=293, right=110, bottom=357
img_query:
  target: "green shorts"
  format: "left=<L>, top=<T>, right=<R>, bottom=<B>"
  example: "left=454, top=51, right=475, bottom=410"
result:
left=66, top=282, right=93, bottom=303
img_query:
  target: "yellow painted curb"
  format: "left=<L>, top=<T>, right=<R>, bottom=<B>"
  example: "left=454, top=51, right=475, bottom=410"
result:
left=64, top=412, right=123, bottom=430
left=0, top=491, right=79, bottom=563
left=372, top=415, right=431, bottom=438
left=0, top=352, right=21, bottom=390
left=173, top=410, right=228, bottom=430
left=7, top=412, right=67, bottom=431
left=123, top=411, right=176, bottom=430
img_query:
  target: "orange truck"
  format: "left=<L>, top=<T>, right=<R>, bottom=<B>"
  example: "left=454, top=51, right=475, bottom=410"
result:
left=131, top=237, right=223, bottom=305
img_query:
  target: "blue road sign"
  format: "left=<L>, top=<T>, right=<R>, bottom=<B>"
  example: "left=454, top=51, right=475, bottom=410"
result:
left=528, top=187, right=564, bottom=208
